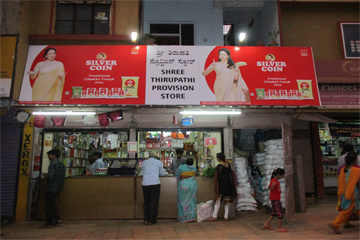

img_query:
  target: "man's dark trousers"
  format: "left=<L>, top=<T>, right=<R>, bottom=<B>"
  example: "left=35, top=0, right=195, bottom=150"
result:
left=45, top=191, right=60, bottom=225
left=142, top=184, right=161, bottom=224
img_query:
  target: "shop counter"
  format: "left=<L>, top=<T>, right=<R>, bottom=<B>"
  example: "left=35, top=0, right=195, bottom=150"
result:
left=135, top=176, right=229, bottom=219
left=37, top=175, right=233, bottom=220
left=38, top=176, right=135, bottom=220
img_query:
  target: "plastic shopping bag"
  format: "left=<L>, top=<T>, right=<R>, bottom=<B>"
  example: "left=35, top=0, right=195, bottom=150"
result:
left=196, top=200, right=213, bottom=222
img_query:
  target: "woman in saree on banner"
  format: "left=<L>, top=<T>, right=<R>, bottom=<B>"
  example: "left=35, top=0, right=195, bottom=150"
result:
left=28, top=47, right=66, bottom=102
left=175, top=158, right=197, bottom=223
left=202, top=48, right=250, bottom=102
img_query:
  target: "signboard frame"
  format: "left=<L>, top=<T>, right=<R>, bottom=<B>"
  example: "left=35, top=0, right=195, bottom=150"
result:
left=0, top=35, right=18, bottom=99
left=340, top=22, right=360, bottom=59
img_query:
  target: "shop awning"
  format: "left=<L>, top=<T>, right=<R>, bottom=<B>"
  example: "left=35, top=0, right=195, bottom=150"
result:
left=293, top=113, right=337, bottom=123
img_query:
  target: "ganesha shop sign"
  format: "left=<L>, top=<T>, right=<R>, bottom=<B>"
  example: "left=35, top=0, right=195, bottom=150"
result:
left=18, top=45, right=320, bottom=106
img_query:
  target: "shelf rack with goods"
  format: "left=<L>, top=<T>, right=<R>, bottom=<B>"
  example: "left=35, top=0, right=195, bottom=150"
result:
left=49, top=131, right=129, bottom=178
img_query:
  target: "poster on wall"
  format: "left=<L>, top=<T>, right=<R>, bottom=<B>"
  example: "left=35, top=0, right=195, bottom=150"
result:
left=18, top=45, right=147, bottom=105
left=18, top=45, right=320, bottom=106
left=0, top=36, right=17, bottom=97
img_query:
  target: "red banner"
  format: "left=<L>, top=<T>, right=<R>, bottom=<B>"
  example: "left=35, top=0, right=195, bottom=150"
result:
left=19, top=45, right=320, bottom=106
left=19, top=45, right=147, bottom=105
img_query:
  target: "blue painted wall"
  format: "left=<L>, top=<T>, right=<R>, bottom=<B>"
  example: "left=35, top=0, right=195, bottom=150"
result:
left=143, top=0, right=223, bottom=46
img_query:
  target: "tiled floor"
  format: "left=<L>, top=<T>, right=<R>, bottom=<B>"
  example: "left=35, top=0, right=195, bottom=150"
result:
left=1, top=198, right=359, bottom=239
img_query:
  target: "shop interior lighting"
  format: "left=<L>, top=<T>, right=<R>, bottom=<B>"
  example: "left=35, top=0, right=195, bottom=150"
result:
left=32, top=111, right=96, bottom=116
left=179, top=110, right=241, bottom=115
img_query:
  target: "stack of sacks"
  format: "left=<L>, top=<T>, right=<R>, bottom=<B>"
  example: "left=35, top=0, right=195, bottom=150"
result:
left=260, top=139, right=285, bottom=208
left=234, top=157, right=257, bottom=211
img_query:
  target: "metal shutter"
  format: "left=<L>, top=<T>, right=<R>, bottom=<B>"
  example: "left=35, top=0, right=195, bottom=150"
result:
left=1, top=122, right=22, bottom=221
left=292, top=121, right=316, bottom=194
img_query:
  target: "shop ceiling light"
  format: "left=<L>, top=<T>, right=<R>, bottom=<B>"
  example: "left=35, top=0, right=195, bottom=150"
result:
left=32, top=111, right=96, bottom=116
left=179, top=110, right=241, bottom=115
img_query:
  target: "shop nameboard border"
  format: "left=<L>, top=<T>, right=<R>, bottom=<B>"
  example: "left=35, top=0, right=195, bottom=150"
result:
left=18, top=45, right=321, bottom=106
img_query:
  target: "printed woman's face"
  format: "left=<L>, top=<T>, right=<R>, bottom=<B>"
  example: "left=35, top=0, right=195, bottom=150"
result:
left=219, top=51, right=229, bottom=61
left=46, top=50, right=56, bottom=60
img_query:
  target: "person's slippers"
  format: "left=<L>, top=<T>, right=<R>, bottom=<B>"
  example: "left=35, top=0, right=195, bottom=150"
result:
left=276, top=228, right=289, bottom=232
left=207, top=217, right=218, bottom=222
left=54, top=220, right=61, bottom=225
left=38, top=224, right=53, bottom=229
left=263, top=225, right=274, bottom=230
left=328, top=223, right=340, bottom=234
left=344, top=223, right=354, bottom=229
left=224, top=218, right=229, bottom=222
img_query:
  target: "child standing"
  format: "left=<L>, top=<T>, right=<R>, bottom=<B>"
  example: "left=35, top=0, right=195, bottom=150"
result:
left=263, top=168, right=288, bottom=232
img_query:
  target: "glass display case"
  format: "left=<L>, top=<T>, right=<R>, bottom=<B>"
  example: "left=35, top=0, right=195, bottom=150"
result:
left=107, top=159, right=138, bottom=176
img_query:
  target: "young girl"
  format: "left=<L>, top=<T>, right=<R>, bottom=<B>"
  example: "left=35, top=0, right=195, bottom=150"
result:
left=264, top=168, right=288, bottom=232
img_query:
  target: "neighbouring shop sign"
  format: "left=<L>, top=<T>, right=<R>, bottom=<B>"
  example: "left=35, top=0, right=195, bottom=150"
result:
left=328, top=123, right=360, bottom=137
left=16, top=122, right=33, bottom=220
left=318, top=84, right=360, bottom=109
left=18, top=45, right=320, bottom=106
left=315, top=60, right=360, bottom=83
left=0, top=36, right=17, bottom=97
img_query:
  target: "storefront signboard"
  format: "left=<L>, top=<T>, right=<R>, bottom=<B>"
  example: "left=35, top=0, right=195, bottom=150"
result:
left=19, top=45, right=320, bottom=106
left=0, top=36, right=17, bottom=98
left=318, top=84, right=360, bottom=109
left=16, top=122, right=33, bottom=220
left=328, top=123, right=360, bottom=137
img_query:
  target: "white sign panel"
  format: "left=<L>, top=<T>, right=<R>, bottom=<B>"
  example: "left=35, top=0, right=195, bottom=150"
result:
left=145, top=46, right=200, bottom=105
left=0, top=79, right=12, bottom=97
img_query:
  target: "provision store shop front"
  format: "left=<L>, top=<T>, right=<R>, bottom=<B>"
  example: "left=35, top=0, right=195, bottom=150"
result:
left=19, top=107, right=304, bottom=223
left=27, top=115, right=233, bottom=220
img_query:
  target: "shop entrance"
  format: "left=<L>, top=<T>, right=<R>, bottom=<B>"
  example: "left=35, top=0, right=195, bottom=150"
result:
left=318, top=122, right=360, bottom=195
left=232, top=122, right=295, bottom=221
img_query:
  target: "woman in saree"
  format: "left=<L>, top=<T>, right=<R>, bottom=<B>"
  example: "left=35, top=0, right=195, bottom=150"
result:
left=328, top=152, right=360, bottom=234
left=208, top=152, right=237, bottom=222
left=202, top=48, right=249, bottom=102
left=28, top=47, right=66, bottom=102
left=175, top=158, right=197, bottom=223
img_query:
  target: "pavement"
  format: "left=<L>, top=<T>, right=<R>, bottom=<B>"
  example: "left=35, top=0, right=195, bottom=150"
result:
left=1, top=196, right=359, bottom=240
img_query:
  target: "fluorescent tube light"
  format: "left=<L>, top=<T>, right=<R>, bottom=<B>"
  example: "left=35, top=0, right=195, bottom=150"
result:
left=179, top=110, right=241, bottom=115
left=32, top=111, right=96, bottom=116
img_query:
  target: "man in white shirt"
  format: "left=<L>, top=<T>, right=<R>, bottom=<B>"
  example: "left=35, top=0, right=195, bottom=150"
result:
left=142, top=152, right=164, bottom=225
left=93, top=152, right=104, bottom=170
left=337, top=144, right=360, bottom=173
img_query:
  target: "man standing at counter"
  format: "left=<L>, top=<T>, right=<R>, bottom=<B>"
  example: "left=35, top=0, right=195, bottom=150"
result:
left=142, top=152, right=164, bottom=225
left=171, top=149, right=186, bottom=173
left=38, top=150, right=65, bottom=229
left=93, top=152, right=104, bottom=170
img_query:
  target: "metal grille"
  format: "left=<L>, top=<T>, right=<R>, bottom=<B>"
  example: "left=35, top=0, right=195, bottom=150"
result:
left=1, top=123, right=22, bottom=221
